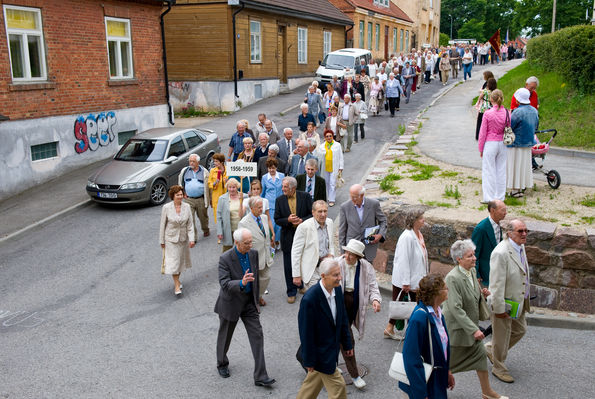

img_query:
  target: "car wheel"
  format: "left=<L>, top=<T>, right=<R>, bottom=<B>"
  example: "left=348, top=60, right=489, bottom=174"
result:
left=149, top=179, right=168, bottom=205
left=205, top=153, right=214, bottom=170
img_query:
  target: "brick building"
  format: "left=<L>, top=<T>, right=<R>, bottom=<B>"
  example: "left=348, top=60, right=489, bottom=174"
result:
left=0, top=0, right=170, bottom=200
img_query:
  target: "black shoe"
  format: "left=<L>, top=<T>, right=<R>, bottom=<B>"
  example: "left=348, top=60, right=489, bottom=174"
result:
left=217, top=366, right=230, bottom=378
left=255, top=377, right=276, bottom=387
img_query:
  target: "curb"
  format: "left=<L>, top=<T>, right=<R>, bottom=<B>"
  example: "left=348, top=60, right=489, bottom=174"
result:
left=0, top=199, right=93, bottom=244
left=548, top=146, right=595, bottom=160
left=279, top=103, right=301, bottom=116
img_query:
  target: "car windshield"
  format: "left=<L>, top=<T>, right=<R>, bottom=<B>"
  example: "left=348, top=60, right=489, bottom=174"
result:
left=115, top=139, right=168, bottom=162
left=321, top=54, right=355, bottom=69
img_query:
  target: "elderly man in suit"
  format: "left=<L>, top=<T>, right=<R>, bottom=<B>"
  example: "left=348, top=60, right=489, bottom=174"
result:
left=296, top=159, right=327, bottom=202
left=238, top=197, right=273, bottom=306
left=339, top=184, right=387, bottom=263
left=472, top=200, right=507, bottom=287
left=485, top=219, right=531, bottom=384
left=274, top=176, right=313, bottom=303
left=292, top=200, right=336, bottom=291
left=289, top=139, right=315, bottom=177
left=401, top=61, right=415, bottom=104
left=214, top=228, right=275, bottom=387
left=178, top=154, right=210, bottom=238
left=297, top=258, right=353, bottom=399
left=257, top=144, right=287, bottom=180
left=337, top=94, right=359, bottom=153
left=276, top=127, right=296, bottom=163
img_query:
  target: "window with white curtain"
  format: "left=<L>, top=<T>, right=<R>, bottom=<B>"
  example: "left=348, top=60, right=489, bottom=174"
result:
left=250, top=20, right=261, bottom=63
left=105, top=17, right=133, bottom=79
left=323, top=31, right=332, bottom=56
left=298, top=27, right=308, bottom=64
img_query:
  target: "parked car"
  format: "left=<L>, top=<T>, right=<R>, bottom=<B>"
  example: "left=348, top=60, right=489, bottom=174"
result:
left=315, top=48, right=373, bottom=86
left=86, top=127, right=220, bottom=205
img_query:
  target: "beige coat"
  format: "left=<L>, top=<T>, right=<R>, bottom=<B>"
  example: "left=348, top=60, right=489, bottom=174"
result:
left=338, top=256, right=381, bottom=340
left=238, top=213, right=273, bottom=271
left=488, top=239, right=531, bottom=315
left=337, top=102, right=359, bottom=126
left=291, top=217, right=336, bottom=284
left=159, top=201, right=195, bottom=244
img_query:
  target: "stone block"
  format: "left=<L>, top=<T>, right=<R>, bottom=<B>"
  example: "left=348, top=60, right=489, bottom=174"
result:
left=581, top=275, right=595, bottom=289
left=525, top=245, right=552, bottom=266
left=559, top=287, right=595, bottom=314
left=424, top=224, right=457, bottom=248
left=551, top=227, right=588, bottom=250
left=430, top=261, right=453, bottom=277
left=529, top=284, right=558, bottom=309
left=561, top=249, right=595, bottom=271
left=524, top=220, right=557, bottom=245
left=538, top=267, right=560, bottom=286
left=373, top=249, right=388, bottom=274
left=587, top=228, right=595, bottom=249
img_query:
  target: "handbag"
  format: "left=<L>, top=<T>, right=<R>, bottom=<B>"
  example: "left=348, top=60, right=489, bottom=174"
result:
left=388, top=311, right=434, bottom=384
left=502, top=108, right=515, bottom=145
left=388, top=290, right=417, bottom=320
left=479, top=294, right=491, bottom=321
left=339, top=127, right=347, bottom=137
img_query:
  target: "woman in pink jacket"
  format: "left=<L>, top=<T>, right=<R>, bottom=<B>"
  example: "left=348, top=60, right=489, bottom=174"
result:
left=478, top=89, right=508, bottom=202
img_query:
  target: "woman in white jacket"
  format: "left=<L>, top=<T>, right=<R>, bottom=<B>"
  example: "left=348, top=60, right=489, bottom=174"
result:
left=316, top=129, right=344, bottom=206
left=384, top=208, right=429, bottom=339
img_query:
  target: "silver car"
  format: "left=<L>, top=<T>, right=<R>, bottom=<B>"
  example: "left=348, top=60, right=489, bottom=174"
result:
left=86, top=127, right=220, bottom=205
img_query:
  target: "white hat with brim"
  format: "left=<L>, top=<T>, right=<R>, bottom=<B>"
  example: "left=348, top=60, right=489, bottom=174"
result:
left=342, top=239, right=366, bottom=258
left=514, top=88, right=531, bottom=105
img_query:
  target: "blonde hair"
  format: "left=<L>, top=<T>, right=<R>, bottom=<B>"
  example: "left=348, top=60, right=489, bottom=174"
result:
left=490, top=89, right=504, bottom=108
left=226, top=178, right=241, bottom=189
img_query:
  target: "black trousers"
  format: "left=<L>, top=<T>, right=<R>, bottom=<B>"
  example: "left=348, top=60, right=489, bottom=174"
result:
left=476, top=112, right=484, bottom=140
left=283, top=248, right=301, bottom=296
left=354, top=123, right=365, bottom=141
left=388, top=97, right=400, bottom=115
left=424, top=70, right=431, bottom=83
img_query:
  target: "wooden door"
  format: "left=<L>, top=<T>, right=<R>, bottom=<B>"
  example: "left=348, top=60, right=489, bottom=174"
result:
left=384, top=25, right=389, bottom=60
left=277, top=25, right=287, bottom=83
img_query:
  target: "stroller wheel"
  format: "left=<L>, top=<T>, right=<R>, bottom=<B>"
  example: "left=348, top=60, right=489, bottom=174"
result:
left=547, top=170, right=561, bottom=189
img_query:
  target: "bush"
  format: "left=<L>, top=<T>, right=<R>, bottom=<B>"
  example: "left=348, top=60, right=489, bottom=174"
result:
left=527, top=25, right=595, bottom=94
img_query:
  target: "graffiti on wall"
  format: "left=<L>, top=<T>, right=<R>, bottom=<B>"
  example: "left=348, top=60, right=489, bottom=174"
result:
left=74, top=111, right=117, bottom=154
left=169, top=81, right=191, bottom=111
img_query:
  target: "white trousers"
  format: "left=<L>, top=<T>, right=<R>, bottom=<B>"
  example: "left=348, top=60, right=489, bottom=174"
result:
left=323, top=170, right=337, bottom=202
left=482, top=141, right=507, bottom=201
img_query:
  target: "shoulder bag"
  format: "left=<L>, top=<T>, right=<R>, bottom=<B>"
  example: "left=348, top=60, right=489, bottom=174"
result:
left=502, top=108, right=516, bottom=145
left=388, top=309, right=434, bottom=384
left=388, top=290, right=417, bottom=320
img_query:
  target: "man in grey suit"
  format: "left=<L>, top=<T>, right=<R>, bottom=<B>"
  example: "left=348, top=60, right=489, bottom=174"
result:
left=402, top=61, right=415, bottom=104
left=339, top=184, right=387, bottom=263
left=337, top=94, right=359, bottom=153
left=276, top=127, right=296, bottom=163
left=214, top=228, right=276, bottom=387
left=288, top=139, right=314, bottom=177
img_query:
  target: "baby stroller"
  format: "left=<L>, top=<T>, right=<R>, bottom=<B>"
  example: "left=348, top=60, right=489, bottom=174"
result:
left=532, top=129, right=561, bottom=189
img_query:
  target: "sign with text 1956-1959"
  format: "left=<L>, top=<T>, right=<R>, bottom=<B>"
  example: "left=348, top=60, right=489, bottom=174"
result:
left=227, top=161, right=257, bottom=177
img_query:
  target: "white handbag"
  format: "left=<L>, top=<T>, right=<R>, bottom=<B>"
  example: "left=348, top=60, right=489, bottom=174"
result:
left=388, top=312, right=434, bottom=385
left=388, top=290, right=416, bottom=320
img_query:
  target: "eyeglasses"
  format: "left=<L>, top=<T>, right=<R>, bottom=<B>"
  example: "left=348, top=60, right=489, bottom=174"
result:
left=514, top=229, right=529, bottom=234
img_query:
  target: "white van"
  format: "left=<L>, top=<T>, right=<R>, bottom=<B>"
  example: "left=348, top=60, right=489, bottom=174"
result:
left=315, top=48, right=373, bottom=86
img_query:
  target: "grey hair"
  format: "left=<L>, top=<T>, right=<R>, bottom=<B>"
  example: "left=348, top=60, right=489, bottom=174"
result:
left=268, top=144, right=279, bottom=153
left=283, top=176, right=297, bottom=189
left=312, top=199, right=328, bottom=211
left=450, top=239, right=476, bottom=264
left=189, top=153, right=200, bottom=162
left=300, top=103, right=309, bottom=110
left=319, top=257, right=339, bottom=276
left=225, top=177, right=241, bottom=189
left=405, top=207, right=425, bottom=229
left=242, top=137, right=253, bottom=144
left=283, top=127, right=293, bottom=134
left=236, top=120, right=246, bottom=128
left=258, top=132, right=268, bottom=140
left=306, top=137, right=317, bottom=147
left=343, top=94, right=351, bottom=99
left=354, top=93, right=362, bottom=99
left=308, top=85, right=315, bottom=90
left=389, top=72, right=395, bottom=77
left=233, top=227, right=251, bottom=243
left=526, top=76, right=539, bottom=86
left=249, top=196, right=263, bottom=209
left=305, top=158, right=318, bottom=168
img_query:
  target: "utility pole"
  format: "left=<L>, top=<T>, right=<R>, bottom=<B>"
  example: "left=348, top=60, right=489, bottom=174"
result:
left=552, top=0, right=557, bottom=32
left=449, top=14, right=453, bottom=39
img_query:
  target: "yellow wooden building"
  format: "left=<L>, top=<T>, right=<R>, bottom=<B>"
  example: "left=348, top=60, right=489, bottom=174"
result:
left=164, top=0, right=353, bottom=111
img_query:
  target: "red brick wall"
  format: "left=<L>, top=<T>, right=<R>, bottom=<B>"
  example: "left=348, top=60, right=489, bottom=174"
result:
left=0, top=0, right=165, bottom=120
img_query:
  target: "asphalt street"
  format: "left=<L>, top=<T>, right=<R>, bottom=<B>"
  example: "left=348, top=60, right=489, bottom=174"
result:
left=2, top=66, right=594, bottom=398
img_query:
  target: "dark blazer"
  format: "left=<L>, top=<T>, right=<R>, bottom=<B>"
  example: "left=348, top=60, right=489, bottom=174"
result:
left=257, top=156, right=287, bottom=180
left=296, top=174, right=327, bottom=202
left=400, top=303, right=450, bottom=399
left=276, top=138, right=296, bottom=162
left=471, top=217, right=500, bottom=286
left=338, top=197, right=387, bottom=261
left=288, top=152, right=315, bottom=177
left=274, top=191, right=313, bottom=252
left=298, top=283, right=352, bottom=375
left=214, top=248, right=260, bottom=322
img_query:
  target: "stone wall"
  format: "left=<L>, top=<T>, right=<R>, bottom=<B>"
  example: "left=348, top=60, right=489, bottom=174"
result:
left=373, top=202, right=595, bottom=314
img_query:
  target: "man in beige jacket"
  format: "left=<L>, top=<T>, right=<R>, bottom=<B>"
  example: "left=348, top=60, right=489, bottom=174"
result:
left=486, top=219, right=531, bottom=383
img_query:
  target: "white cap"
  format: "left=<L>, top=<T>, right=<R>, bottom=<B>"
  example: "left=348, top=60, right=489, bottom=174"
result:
left=514, top=88, right=531, bottom=105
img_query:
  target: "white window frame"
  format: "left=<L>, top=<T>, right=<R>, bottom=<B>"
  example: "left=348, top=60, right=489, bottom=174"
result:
left=375, top=24, right=380, bottom=51
left=359, top=21, right=365, bottom=48
left=3, top=5, right=47, bottom=81
left=367, top=22, right=372, bottom=50
left=373, top=0, right=389, bottom=7
left=298, top=27, right=308, bottom=64
left=393, top=28, right=397, bottom=53
left=323, top=31, right=332, bottom=56
left=105, top=16, right=134, bottom=79
left=250, top=20, right=262, bottom=63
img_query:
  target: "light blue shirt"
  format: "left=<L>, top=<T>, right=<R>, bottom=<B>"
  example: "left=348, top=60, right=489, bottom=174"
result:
left=183, top=168, right=204, bottom=198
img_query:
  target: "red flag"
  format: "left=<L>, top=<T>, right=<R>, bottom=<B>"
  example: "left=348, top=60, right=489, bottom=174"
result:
left=489, top=29, right=501, bottom=56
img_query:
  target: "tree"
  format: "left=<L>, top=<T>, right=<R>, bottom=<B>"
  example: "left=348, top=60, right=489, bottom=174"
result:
left=440, top=0, right=487, bottom=39
left=484, top=0, right=520, bottom=41
left=514, top=0, right=592, bottom=36
left=439, top=32, right=450, bottom=46
left=458, top=19, right=486, bottom=42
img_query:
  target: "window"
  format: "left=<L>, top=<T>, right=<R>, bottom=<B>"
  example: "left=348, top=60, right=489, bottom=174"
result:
left=118, top=130, right=136, bottom=146
left=183, top=130, right=201, bottom=149
left=393, top=28, right=397, bottom=53
left=359, top=21, right=364, bottom=48
left=298, top=27, right=307, bottom=64
left=367, top=22, right=372, bottom=50
left=31, top=142, right=58, bottom=161
left=323, top=31, right=332, bottom=56
left=405, top=31, right=410, bottom=52
left=375, top=24, right=380, bottom=51
left=373, top=0, right=389, bottom=6
left=430, top=0, right=434, bottom=8
left=400, top=29, right=404, bottom=51
left=105, top=17, right=133, bottom=79
left=168, top=136, right=186, bottom=158
left=254, top=83, right=263, bottom=99
left=250, top=20, right=261, bottom=63
left=3, top=5, right=47, bottom=81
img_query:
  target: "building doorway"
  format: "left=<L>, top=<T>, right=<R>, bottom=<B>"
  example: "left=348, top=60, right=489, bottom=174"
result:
left=277, top=25, right=287, bottom=83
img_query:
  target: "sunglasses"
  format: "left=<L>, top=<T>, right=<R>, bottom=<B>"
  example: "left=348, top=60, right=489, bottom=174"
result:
left=514, top=229, right=529, bottom=234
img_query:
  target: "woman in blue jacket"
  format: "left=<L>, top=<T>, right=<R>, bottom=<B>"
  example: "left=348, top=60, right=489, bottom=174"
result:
left=400, top=274, right=455, bottom=399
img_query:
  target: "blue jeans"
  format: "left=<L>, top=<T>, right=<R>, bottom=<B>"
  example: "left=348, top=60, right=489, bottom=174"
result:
left=463, top=63, right=472, bottom=80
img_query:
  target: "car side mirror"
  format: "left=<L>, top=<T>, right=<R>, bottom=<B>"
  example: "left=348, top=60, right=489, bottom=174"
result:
left=164, top=155, right=178, bottom=164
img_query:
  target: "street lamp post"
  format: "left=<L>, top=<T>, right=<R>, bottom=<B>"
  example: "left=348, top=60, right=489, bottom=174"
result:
left=449, top=14, right=453, bottom=39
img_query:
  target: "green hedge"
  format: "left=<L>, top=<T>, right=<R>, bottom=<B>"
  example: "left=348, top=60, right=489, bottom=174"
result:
left=527, top=25, right=595, bottom=94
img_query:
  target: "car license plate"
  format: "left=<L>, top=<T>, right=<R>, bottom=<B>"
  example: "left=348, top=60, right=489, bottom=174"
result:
left=98, top=192, right=117, bottom=199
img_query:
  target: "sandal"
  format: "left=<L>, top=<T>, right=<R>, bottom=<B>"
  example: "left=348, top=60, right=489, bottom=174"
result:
left=510, top=191, right=524, bottom=198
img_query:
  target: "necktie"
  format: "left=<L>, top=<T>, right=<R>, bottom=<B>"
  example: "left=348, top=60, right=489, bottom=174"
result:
left=256, top=217, right=265, bottom=236
left=287, top=140, right=291, bottom=153
left=298, top=157, right=304, bottom=174
left=306, top=177, right=313, bottom=198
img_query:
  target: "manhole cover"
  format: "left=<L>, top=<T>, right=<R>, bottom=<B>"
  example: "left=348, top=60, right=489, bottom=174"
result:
left=337, top=363, right=368, bottom=385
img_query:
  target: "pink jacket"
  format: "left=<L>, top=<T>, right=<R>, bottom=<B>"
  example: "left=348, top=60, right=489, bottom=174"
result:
left=478, top=105, right=508, bottom=153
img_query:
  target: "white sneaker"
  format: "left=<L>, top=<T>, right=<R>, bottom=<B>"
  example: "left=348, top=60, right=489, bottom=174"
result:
left=353, top=376, right=367, bottom=389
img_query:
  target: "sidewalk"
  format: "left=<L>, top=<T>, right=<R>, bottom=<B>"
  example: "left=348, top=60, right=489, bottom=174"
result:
left=0, top=85, right=309, bottom=242
left=417, top=59, right=595, bottom=187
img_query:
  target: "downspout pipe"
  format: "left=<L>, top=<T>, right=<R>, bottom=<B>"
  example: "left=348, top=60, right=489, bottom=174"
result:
left=160, top=0, right=175, bottom=125
left=345, top=24, right=353, bottom=48
left=232, top=1, right=245, bottom=100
